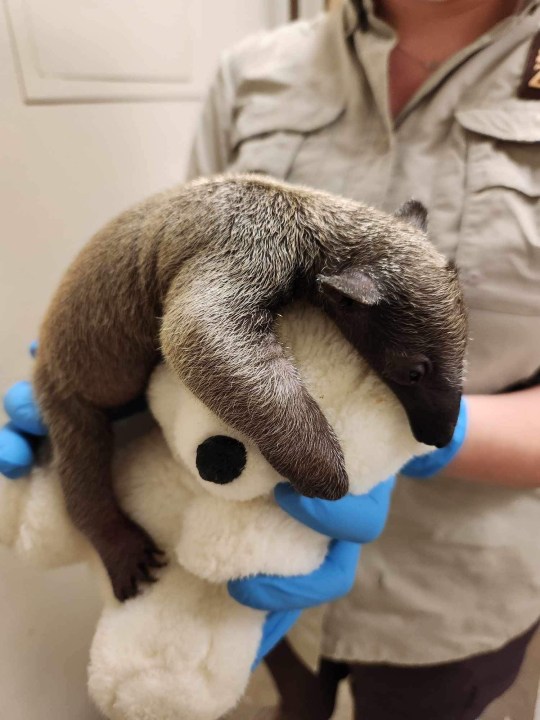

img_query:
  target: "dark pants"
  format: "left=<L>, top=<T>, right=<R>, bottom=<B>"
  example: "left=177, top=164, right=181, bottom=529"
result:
left=334, top=621, right=539, bottom=720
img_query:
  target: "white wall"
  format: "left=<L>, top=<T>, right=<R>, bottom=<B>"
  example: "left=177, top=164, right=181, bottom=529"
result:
left=0, top=1, right=281, bottom=394
left=0, top=2, right=308, bottom=716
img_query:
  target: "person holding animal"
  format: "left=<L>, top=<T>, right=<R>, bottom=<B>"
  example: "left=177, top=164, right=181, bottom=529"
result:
left=184, top=1, right=537, bottom=718
left=2, top=0, right=540, bottom=719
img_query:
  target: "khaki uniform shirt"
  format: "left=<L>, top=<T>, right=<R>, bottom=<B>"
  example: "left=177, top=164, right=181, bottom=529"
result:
left=187, top=0, right=540, bottom=664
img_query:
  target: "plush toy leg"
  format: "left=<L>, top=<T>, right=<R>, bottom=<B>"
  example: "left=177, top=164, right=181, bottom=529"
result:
left=88, top=566, right=263, bottom=720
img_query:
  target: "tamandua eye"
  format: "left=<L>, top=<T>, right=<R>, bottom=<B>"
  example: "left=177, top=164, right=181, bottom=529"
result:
left=196, top=435, right=247, bottom=485
left=408, top=364, right=427, bottom=384
left=386, top=356, right=432, bottom=386
left=339, top=295, right=355, bottom=309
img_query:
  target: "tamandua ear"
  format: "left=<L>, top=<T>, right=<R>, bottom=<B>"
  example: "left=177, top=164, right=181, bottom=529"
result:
left=317, top=268, right=381, bottom=306
left=394, top=199, right=428, bottom=233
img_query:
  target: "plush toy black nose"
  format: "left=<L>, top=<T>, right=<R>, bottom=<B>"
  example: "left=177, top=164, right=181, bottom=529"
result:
left=196, top=435, right=247, bottom=485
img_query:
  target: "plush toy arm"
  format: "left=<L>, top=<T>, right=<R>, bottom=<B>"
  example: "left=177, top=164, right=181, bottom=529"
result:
left=175, top=494, right=329, bottom=583
left=0, top=466, right=85, bottom=568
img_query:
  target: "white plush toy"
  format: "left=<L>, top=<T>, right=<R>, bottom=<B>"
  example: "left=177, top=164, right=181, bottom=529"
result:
left=0, top=303, right=424, bottom=720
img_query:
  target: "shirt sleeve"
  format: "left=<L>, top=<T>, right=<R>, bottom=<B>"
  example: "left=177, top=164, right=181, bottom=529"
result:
left=186, top=51, right=237, bottom=181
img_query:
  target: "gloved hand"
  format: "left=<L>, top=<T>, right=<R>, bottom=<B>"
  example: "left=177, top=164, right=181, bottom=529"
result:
left=228, top=476, right=395, bottom=667
left=0, top=377, right=48, bottom=479
left=401, top=396, right=468, bottom=479
left=0, top=343, right=47, bottom=479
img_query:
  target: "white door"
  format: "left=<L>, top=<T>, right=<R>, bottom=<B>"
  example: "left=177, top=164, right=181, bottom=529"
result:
left=0, top=2, right=304, bottom=716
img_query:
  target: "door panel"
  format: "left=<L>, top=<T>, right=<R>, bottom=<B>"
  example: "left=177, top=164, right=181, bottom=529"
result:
left=5, top=0, right=280, bottom=101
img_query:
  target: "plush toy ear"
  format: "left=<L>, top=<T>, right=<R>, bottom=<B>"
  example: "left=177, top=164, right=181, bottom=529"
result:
left=394, top=199, right=428, bottom=233
left=317, top=268, right=381, bottom=306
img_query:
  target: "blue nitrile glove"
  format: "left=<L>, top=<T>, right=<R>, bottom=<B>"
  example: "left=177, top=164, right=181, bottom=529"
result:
left=0, top=380, right=48, bottom=479
left=228, top=476, right=395, bottom=667
left=401, top=396, right=468, bottom=479
left=0, top=342, right=47, bottom=479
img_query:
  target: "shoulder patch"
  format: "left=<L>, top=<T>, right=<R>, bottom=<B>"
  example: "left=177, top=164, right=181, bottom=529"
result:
left=518, top=30, right=540, bottom=99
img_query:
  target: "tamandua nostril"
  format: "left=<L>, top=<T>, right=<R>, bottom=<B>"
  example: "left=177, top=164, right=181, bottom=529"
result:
left=196, top=435, right=247, bottom=485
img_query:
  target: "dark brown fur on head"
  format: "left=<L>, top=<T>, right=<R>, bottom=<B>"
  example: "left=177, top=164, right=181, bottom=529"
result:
left=316, top=200, right=467, bottom=448
left=33, top=174, right=467, bottom=601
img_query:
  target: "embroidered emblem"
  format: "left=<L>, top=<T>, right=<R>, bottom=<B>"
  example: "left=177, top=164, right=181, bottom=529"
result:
left=518, top=30, right=540, bottom=99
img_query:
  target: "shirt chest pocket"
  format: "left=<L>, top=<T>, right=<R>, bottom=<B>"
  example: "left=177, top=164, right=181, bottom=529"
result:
left=455, top=107, right=540, bottom=316
left=228, top=131, right=305, bottom=179
left=227, top=97, right=344, bottom=181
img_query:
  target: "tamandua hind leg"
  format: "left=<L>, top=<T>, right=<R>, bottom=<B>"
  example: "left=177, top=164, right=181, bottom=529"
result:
left=34, top=364, right=164, bottom=601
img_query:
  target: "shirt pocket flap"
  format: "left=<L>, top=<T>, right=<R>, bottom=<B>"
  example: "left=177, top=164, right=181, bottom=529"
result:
left=229, top=95, right=345, bottom=179
left=456, top=107, right=540, bottom=197
left=456, top=106, right=540, bottom=144
left=231, top=95, right=345, bottom=148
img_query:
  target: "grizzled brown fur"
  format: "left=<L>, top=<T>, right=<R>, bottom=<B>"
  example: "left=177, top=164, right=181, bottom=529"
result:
left=34, top=174, right=467, bottom=601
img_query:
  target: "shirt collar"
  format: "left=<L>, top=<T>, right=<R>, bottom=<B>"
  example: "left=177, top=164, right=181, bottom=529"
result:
left=344, top=0, right=540, bottom=34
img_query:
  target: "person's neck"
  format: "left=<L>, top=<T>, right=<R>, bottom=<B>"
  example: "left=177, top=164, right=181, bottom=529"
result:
left=376, top=0, right=521, bottom=61
left=374, top=0, right=521, bottom=118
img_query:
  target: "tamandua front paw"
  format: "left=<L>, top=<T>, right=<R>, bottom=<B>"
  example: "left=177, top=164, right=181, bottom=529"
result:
left=97, top=516, right=166, bottom=601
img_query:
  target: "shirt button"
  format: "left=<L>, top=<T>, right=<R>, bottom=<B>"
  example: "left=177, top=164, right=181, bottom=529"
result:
left=461, top=269, right=483, bottom=286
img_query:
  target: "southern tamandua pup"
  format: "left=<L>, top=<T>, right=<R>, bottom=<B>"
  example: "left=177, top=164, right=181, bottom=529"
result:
left=34, top=174, right=467, bottom=601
